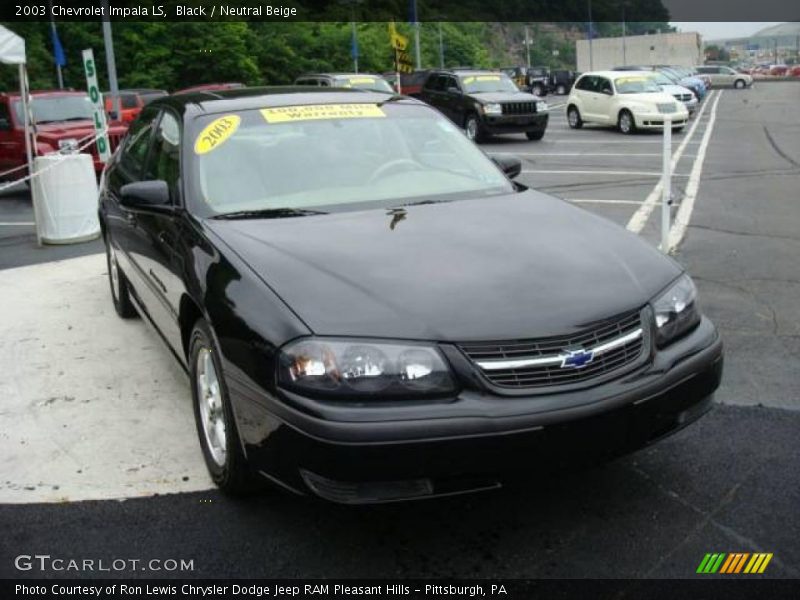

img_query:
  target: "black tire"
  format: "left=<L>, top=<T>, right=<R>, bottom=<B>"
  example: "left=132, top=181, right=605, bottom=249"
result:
left=556, top=84, right=567, bottom=95
left=526, top=130, right=545, bottom=141
left=618, top=109, right=636, bottom=135
left=464, top=113, right=486, bottom=143
left=105, top=237, right=137, bottom=319
left=734, top=79, right=745, bottom=89
left=567, top=105, right=583, bottom=129
left=531, top=84, right=545, bottom=97
left=190, top=319, right=254, bottom=494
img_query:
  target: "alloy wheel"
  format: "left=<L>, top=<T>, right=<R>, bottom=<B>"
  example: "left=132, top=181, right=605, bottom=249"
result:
left=196, top=347, right=227, bottom=467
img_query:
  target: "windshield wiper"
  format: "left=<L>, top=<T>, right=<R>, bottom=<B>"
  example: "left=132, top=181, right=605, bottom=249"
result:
left=211, top=208, right=327, bottom=220
left=376, top=94, right=406, bottom=107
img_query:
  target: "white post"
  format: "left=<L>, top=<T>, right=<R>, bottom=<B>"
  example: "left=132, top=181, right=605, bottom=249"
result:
left=661, top=116, right=672, bottom=252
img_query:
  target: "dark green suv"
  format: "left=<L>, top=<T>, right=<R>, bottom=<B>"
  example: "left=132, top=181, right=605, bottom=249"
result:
left=418, top=69, right=549, bottom=142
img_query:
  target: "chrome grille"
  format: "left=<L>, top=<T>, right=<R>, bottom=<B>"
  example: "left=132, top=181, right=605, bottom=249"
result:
left=657, top=102, right=677, bottom=114
left=459, top=309, right=647, bottom=390
left=673, top=93, right=692, bottom=102
left=501, top=102, right=537, bottom=115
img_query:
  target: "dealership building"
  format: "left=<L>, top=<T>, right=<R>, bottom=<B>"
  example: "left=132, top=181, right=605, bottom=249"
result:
left=576, top=31, right=703, bottom=71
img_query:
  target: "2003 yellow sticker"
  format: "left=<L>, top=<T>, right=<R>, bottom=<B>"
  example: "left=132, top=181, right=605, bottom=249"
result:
left=463, top=75, right=501, bottom=84
left=260, top=104, right=385, bottom=123
left=194, top=115, right=241, bottom=155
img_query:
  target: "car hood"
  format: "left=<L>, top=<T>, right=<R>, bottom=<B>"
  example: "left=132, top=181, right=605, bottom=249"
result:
left=205, top=191, right=681, bottom=342
left=659, top=84, right=694, bottom=97
left=470, top=91, right=540, bottom=103
left=621, top=91, right=682, bottom=105
left=35, top=120, right=126, bottom=141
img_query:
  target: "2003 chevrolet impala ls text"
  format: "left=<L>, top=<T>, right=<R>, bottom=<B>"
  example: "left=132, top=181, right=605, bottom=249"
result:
left=98, top=88, right=723, bottom=503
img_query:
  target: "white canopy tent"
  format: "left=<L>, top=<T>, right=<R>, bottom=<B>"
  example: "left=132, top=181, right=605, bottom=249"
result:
left=0, top=24, right=38, bottom=242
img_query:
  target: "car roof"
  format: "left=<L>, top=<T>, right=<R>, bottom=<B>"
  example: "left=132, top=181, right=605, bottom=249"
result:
left=2, top=90, right=87, bottom=98
left=297, top=73, right=387, bottom=79
left=151, top=86, right=424, bottom=117
left=579, top=71, right=645, bottom=78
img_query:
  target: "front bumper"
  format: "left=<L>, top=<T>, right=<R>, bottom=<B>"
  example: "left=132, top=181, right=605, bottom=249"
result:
left=228, top=318, right=722, bottom=503
left=481, top=112, right=549, bottom=135
left=632, top=110, right=689, bottom=129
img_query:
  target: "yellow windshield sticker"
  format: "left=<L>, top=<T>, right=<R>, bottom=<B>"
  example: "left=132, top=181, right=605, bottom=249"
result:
left=346, top=77, right=377, bottom=84
left=194, top=115, right=240, bottom=155
left=260, top=104, right=386, bottom=123
left=476, top=75, right=501, bottom=81
left=615, top=77, right=648, bottom=85
left=463, top=76, right=475, bottom=84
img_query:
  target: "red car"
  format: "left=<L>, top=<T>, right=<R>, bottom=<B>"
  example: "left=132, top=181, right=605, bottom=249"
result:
left=103, top=89, right=167, bottom=124
left=0, top=90, right=127, bottom=179
left=790, top=66, right=800, bottom=78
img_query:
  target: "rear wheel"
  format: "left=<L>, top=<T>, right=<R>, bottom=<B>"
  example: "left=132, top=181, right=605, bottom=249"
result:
left=567, top=105, right=583, bottom=129
left=618, top=110, right=636, bottom=134
left=556, top=84, right=567, bottom=95
left=531, top=84, right=545, bottom=97
left=105, top=237, right=137, bottom=319
left=190, top=319, right=253, bottom=494
left=734, top=79, right=746, bottom=89
left=525, top=130, right=545, bottom=141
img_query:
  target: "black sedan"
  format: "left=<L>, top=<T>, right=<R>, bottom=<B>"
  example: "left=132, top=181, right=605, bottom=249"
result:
left=99, top=88, right=722, bottom=503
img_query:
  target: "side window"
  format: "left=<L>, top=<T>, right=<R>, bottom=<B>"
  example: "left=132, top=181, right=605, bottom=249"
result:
left=119, top=107, right=158, bottom=176
left=143, top=111, right=180, bottom=202
left=424, top=75, right=440, bottom=91
left=444, top=76, right=459, bottom=91
left=598, top=77, right=613, bottom=94
left=575, top=76, right=593, bottom=91
left=0, top=101, right=11, bottom=128
left=319, top=79, right=331, bottom=87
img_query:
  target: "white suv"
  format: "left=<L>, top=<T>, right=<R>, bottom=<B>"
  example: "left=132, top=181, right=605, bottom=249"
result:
left=566, top=71, right=689, bottom=134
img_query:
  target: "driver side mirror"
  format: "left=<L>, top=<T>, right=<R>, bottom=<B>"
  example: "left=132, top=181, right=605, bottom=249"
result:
left=120, top=180, right=171, bottom=212
left=601, top=88, right=614, bottom=96
left=490, top=154, right=522, bottom=180
left=447, top=86, right=462, bottom=95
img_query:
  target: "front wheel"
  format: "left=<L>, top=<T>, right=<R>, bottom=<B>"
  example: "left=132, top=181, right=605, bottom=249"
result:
left=525, top=130, right=545, bottom=141
left=618, top=110, right=636, bottom=134
left=190, top=319, right=253, bottom=494
left=464, top=114, right=485, bottom=143
left=105, top=237, right=137, bottom=319
left=556, top=84, right=567, bottom=95
left=567, top=106, right=583, bottom=129
left=734, top=79, right=746, bottom=89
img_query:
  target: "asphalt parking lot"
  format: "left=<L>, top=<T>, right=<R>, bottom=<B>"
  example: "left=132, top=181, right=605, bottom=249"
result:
left=1, top=82, right=798, bottom=580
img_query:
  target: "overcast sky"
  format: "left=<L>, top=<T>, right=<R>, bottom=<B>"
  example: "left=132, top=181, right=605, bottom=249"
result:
left=670, top=22, right=783, bottom=40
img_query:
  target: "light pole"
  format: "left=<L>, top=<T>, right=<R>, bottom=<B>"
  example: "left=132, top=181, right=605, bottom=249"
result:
left=411, top=0, right=421, bottom=69
left=621, top=2, right=627, bottom=65
left=351, top=20, right=358, bottom=73
left=588, top=0, right=594, bottom=70
left=438, top=22, right=444, bottom=68
left=524, top=26, right=532, bottom=68
left=100, top=0, right=120, bottom=120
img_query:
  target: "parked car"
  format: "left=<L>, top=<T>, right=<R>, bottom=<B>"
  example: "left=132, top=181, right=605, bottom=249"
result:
left=174, top=83, right=245, bottom=94
left=567, top=71, right=689, bottom=134
left=104, top=89, right=167, bottom=124
left=294, top=73, right=394, bottom=93
left=0, top=90, right=127, bottom=179
left=500, top=66, right=550, bottom=96
left=381, top=69, right=432, bottom=96
left=549, top=70, right=578, bottom=95
left=789, top=66, right=800, bottom=78
left=644, top=71, right=698, bottom=115
left=99, top=87, right=722, bottom=502
left=614, top=65, right=707, bottom=101
left=418, top=69, right=549, bottom=142
left=695, top=66, right=753, bottom=88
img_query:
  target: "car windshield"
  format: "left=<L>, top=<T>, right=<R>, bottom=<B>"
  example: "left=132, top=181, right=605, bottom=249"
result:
left=614, top=76, right=661, bottom=94
left=334, top=76, right=394, bottom=93
left=460, top=74, right=519, bottom=94
left=191, top=102, right=514, bottom=217
left=14, top=95, right=94, bottom=124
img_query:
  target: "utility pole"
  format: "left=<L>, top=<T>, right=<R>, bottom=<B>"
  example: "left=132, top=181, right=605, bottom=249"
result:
left=587, top=0, right=594, bottom=70
left=412, top=0, right=421, bottom=69
left=621, top=2, right=627, bottom=65
left=351, top=20, right=358, bottom=73
left=48, top=1, right=63, bottom=89
left=438, top=22, right=444, bottom=68
left=100, top=0, right=120, bottom=121
left=524, top=26, right=531, bottom=68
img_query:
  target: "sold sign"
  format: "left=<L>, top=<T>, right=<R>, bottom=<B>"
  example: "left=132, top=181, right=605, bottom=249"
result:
left=82, top=49, right=110, bottom=163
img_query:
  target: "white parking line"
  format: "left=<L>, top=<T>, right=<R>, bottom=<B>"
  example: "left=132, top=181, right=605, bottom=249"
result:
left=0, top=221, right=34, bottom=226
left=626, top=90, right=718, bottom=234
left=668, top=91, right=724, bottom=252
left=522, top=169, right=691, bottom=177
left=541, top=139, right=702, bottom=145
left=515, top=152, right=682, bottom=157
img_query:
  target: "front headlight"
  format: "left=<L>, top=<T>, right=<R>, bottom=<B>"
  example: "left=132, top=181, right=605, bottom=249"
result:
left=536, top=101, right=548, bottom=112
left=277, top=338, right=457, bottom=399
left=482, top=102, right=503, bottom=115
left=651, top=274, right=701, bottom=347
